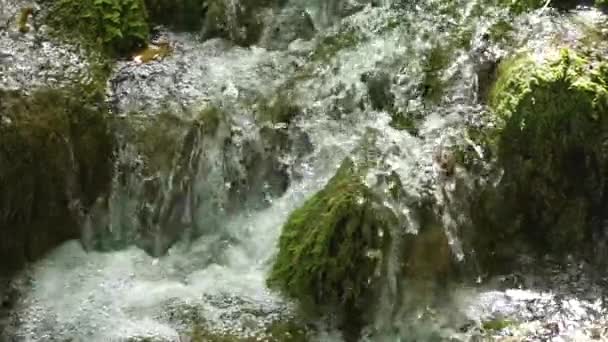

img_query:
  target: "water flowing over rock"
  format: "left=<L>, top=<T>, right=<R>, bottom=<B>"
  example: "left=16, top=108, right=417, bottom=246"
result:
left=2, top=0, right=608, bottom=341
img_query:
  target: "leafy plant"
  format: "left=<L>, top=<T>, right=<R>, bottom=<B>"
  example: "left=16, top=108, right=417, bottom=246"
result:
left=47, top=0, right=149, bottom=55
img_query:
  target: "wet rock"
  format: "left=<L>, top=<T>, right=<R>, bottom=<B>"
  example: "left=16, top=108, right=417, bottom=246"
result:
left=0, top=87, right=114, bottom=276
left=471, top=49, right=608, bottom=266
left=259, top=6, right=316, bottom=51
left=202, top=0, right=285, bottom=47
left=361, top=70, right=394, bottom=112
left=0, top=21, right=91, bottom=91
left=109, top=32, right=298, bottom=115
left=268, top=157, right=397, bottom=339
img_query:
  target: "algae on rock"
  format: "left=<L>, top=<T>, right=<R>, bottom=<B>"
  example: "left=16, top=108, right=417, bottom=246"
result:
left=46, top=0, right=149, bottom=56
left=476, top=49, right=608, bottom=264
left=190, top=320, right=309, bottom=342
left=268, top=158, right=395, bottom=336
left=0, top=87, right=113, bottom=275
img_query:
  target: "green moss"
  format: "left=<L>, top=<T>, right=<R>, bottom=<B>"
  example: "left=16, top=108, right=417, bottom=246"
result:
left=482, top=318, right=515, bottom=331
left=0, top=87, right=113, bottom=272
left=310, top=27, right=364, bottom=62
left=191, top=321, right=309, bottom=342
left=46, top=0, right=149, bottom=56
left=420, top=44, right=451, bottom=104
left=197, top=105, right=224, bottom=134
left=268, top=158, right=395, bottom=333
left=389, top=111, right=420, bottom=136
left=255, top=93, right=301, bottom=125
left=482, top=48, right=608, bottom=258
left=17, top=7, right=33, bottom=33
left=128, top=105, right=227, bottom=175
left=488, top=19, right=515, bottom=44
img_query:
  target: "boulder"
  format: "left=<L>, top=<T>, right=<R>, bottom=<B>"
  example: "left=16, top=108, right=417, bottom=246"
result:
left=0, top=87, right=114, bottom=276
left=472, top=49, right=608, bottom=267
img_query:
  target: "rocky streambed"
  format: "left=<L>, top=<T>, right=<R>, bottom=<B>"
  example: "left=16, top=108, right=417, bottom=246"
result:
left=2, top=0, right=608, bottom=341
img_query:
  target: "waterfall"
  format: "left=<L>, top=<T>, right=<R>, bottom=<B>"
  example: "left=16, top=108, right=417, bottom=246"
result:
left=2, top=0, right=608, bottom=340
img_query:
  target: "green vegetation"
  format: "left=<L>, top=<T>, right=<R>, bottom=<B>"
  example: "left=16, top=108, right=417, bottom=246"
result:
left=126, top=105, right=227, bottom=175
left=420, top=44, right=452, bottom=104
left=310, top=26, right=364, bottom=62
left=389, top=111, right=420, bottom=136
left=0, top=87, right=113, bottom=272
left=268, top=158, right=395, bottom=335
left=474, top=49, right=608, bottom=265
left=46, top=0, right=149, bottom=56
left=483, top=318, right=515, bottom=331
left=191, top=321, right=309, bottom=342
left=203, top=0, right=282, bottom=46
left=255, top=93, right=301, bottom=125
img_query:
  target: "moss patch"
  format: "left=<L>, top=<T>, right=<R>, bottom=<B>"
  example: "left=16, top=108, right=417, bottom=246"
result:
left=46, top=0, right=149, bottom=56
left=191, top=321, right=309, bottom=342
left=0, top=87, right=113, bottom=273
left=478, top=49, right=608, bottom=263
left=310, top=26, right=364, bottom=62
left=483, top=318, right=515, bottom=331
left=268, top=158, right=395, bottom=335
left=255, top=93, right=301, bottom=125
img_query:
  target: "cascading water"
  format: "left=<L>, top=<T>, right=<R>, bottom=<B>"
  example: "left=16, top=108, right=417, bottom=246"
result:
left=2, top=0, right=608, bottom=341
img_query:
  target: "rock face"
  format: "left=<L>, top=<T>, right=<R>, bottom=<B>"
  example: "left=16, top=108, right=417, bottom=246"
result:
left=203, top=0, right=286, bottom=46
left=258, top=6, right=316, bottom=51
left=472, top=49, right=608, bottom=267
left=0, top=87, right=114, bottom=276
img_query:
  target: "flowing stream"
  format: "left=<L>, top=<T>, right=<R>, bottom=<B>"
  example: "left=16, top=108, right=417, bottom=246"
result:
left=2, top=0, right=608, bottom=341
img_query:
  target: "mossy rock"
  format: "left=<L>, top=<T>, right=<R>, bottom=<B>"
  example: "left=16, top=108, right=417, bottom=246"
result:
left=309, top=26, right=364, bottom=62
left=190, top=321, right=309, bottom=342
left=477, top=49, right=608, bottom=264
left=144, top=0, right=207, bottom=31
left=268, top=158, right=395, bottom=337
left=255, top=92, right=301, bottom=125
left=203, top=0, right=284, bottom=46
left=46, top=0, right=149, bottom=56
left=0, top=87, right=113, bottom=274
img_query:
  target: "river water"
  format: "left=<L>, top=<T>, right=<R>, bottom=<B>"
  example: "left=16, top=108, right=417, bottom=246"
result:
left=2, top=0, right=608, bottom=341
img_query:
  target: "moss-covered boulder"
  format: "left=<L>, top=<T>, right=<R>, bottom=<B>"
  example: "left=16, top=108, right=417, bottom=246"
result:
left=46, top=0, right=149, bottom=56
left=203, top=0, right=284, bottom=46
left=0, top=88, right=114, bottom=275
left=268, top=158, right=395, bottom=338
left=474, top=49, right=608, bottom=266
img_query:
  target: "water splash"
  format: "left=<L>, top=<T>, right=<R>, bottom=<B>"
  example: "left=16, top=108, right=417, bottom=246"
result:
left=4, top=0, right=608, bottom=341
